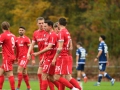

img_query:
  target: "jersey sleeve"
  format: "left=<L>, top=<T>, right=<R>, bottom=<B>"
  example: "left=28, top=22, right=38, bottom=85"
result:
left=76, top=49, right=79, bottom=56
left=0, top=34, right=5, bottom=44
left=58, top=31, right=64, bottom=42
left=26, top=37, right=31, bottom=45
left=98, top=43, right=103, bottom=51
left=48, top=34, right=57, bottom=45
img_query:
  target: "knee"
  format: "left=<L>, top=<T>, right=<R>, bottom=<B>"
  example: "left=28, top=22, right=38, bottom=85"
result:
left=54, top=74, right=60, bottom=81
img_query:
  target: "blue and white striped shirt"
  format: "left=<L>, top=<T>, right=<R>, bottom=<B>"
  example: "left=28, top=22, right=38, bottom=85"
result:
left=98, top=41, right=108, bottom=63
left=76, top=47, right=87, bottom=64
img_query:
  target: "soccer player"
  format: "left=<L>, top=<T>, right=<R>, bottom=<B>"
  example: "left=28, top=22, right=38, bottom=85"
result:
left=15, top=26, right=35, bottom=90
left=52, top=18, right=81, bottom=90
left=94, top=35, right=115, bottom=86
left=27, top=17, right=50, bottom=90
left=76, top=42, right=88, bottom=83
left=32, top=20, right=58, bottom=90
left=53, top=22, right=60, bottom=34
left=0, top=21, right=16, bottom=90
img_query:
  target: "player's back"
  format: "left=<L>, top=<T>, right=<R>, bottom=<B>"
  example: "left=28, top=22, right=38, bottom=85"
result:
left=58, top=28, right=71, bottom=56
left=0, top=31, right=16, bottom=60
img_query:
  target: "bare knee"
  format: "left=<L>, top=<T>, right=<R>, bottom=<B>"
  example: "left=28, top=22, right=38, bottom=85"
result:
left=54, top=74, right=61, bottom=81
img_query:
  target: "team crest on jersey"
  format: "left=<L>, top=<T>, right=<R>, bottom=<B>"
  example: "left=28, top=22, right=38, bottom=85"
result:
left=21, top=41, right=23, bottom=43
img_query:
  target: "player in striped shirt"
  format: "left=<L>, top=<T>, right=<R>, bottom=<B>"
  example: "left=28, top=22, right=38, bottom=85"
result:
left=76, top=42, right=88, bottom=83
left=94, top=35, right=115, bottom=86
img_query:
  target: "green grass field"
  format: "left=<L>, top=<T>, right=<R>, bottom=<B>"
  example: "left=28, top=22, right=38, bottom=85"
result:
left=2, top=80, right=119, bottom=90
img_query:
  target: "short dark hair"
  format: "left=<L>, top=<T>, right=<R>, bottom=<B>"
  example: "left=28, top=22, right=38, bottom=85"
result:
left=1, top=21, right=10, bottom=30
left=100, top=35, right=106, bottom=40
left=45, top=20, right=53, bottom=28
left=36, top=17, right=44, bottom=21
left=77, top=42, right=82, bottom=46
left=58, top=18, right=67, bottom=26
left=19, top=26, right=26, bottom=30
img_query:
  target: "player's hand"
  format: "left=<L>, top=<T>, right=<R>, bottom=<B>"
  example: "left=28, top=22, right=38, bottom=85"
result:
left=31, top=60, right=36, bottom=65
left=32, top=52, right=39, bottom=56
left=51, top=59, right=56, bottom=66
left=27, top=53, right=31, bottom=60
left=94, top=58, right=98, bottom=62
left=106, top=61, right=109, bottom=66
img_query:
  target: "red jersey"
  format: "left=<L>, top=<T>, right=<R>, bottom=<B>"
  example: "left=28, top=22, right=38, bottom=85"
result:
left=0, top=30, right=16, bottom=61
left=44, top=31, right=58, bottom=60
left=16, top=36, right=31, bottom=59
left=58, top=28, right=71, bottom=56
left=32, top=30, right=48, bottom=60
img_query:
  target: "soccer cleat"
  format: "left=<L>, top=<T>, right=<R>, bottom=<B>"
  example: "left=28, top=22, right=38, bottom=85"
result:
left=83, top=77, right=88, bottom=83
left=94, top=82, right=100, bottom=86
left=16, top=88, right=20, bottom=90
left=71, top=87, right=79, bottom=90
left=111, top=79, right=115, bottom=86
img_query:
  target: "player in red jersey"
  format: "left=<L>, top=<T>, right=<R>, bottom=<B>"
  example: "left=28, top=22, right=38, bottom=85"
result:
left=15, top=26, right=35, bottom=90
left=27, top=17, right=49, bottom=90
left=0, top=21, right=16, bottom=90
left=32, top=20, right=58, bottom=90
left=52, top=18, right=82, bottom=90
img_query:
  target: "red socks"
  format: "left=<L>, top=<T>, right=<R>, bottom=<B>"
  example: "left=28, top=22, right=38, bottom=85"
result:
left=58, top=77, right=73, bottom=89
left=48, top=80, right=55, bottom=90
left=23, top=74, right=30, bottom=89
left=0, top=75, right=4, bottom=89
left=8, top=76, right=15, bottom=90
left=69, top=78, right=82, bottom=90
left=38, top=74, right=42, bottom=89
left=41, top=80, right=48, bottom=90
left=17, top=73, right=23, bottom=88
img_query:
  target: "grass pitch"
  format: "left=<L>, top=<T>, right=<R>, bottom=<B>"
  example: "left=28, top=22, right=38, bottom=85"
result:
left=2, top=80, right=119, bottom=90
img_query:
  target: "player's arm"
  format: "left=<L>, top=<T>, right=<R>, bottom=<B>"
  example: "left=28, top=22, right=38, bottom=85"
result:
left=94, top=50, right=102, bottom=62
left=32, top=44, right=53, bottom=56
left=68, top=39, right=73, bottom=55
left=27, top=41, right=35, bottom=60
left=106, top=52, right=109, bottom=65
left=52, top=41, right=63, bottom=65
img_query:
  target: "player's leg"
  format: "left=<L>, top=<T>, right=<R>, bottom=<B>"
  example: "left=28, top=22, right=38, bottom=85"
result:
left=0, top=68, right=4, bottom=90
left=41, top=73, right=49, bottom=90
left=65, top=74, right=82, bottom=90
left=102, top=63, right=115, bottom=85
left=6, top=70, right=15, bottom=90
left=37, top=66, right=43, bottom=90
left=54, top=56, right=79, bottom=90
left=94, top=63, right=104, bottom=86
left=77, top=70, right=82, bottom=82
left=81, top=64, right=87, bottom=83
left=16, top=66, right=24, bottom=90
left=23, top=68, right=31, bottom=90
left=47, top=75, right=55, bottom=90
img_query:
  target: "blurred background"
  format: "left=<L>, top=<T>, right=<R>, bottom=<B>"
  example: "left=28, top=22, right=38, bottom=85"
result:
left=0, top=0, right=120, bottom=81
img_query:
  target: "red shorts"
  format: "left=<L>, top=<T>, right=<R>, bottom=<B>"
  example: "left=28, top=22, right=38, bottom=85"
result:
left=68, top=55, right=73, bottom=74
left=55, top=55, right=71, bottom=75
left=18, top=58, right=28, bottom=68
left=42, top=58, right=55, bottom=75
left=0, top=59, right=13, bottom=71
